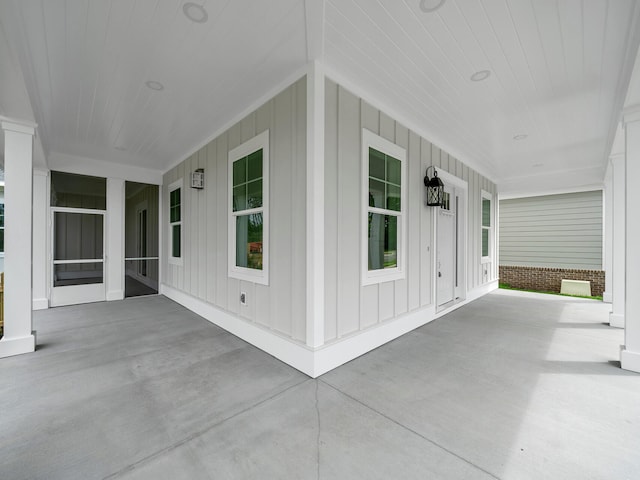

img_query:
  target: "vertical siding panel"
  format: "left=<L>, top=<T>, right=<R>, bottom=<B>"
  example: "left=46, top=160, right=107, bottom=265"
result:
left=292, top=79, right=307, bottom=342
left=394, top=122, right=409, bottom=316
left=361, top=286, right=378, bottom=329
left=431, top=144, right=441, bottom=168
left=361, top=101, right=379, bottom=133
left=379, top=282, right=395, bottom=321
left=206, top=140, right=217, bottom=304
left=271, top=87, right=294, bottom=337
left=215, top=133, right=228, bottom=311
left=407, top=131, right=421, bottom=311
left=241, top=113, right=256, bottom=142
left=360, top=100, right=379, bottom=328
left=379, top=111, right=394, bottom=143
left=420, top=138, right=433, bottom=306
left=190, top=153, right=199, bottom=297
left=198, top=148, right=207, bottom=300
left=336, top=86, right=361, bottom=337
left=324, top=79, right=339, bottom=342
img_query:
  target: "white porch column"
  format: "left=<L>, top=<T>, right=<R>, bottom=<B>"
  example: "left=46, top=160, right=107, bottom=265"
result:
left=0, top=119, right=36, bottom=357
left=106, top=178, right=125, bottom=301
left=621, top=108, right=640, bottom=373
left=32, top=168, right=49, bottom=310
left=602, top=164, right=613, bottom=303
left=609, top=152, right=625, bottom=328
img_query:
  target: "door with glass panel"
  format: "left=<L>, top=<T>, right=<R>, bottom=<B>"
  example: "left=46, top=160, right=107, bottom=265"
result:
left=50, top=172, right=107, bottom=306
left=124, top=182, right=159, bottom=297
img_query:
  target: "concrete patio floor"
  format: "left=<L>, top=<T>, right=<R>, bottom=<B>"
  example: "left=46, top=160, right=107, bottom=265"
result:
left=1, top=290, right=638, bottom=479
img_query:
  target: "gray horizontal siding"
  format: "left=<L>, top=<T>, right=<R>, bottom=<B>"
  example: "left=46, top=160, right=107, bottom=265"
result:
left=499, top=191, right=603, bottom=269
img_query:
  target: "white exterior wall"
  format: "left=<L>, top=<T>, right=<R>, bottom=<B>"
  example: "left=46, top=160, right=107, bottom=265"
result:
left=323, top=80, right=498, bottom=343
left=499, top=191, right=603, bottom=270
left=161, top=78, right=307, bottom=344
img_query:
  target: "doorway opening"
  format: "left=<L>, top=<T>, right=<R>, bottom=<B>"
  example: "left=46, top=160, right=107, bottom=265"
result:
left=124, top=182, right=159, bottom=298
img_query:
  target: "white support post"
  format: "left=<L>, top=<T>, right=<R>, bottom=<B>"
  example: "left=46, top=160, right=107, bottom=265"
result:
left=621, top=108, right=640, bottom=373
left=602, top=164, right=613, bottom=303
left=32, top=168, right=49, bottom=310
left=106, top=178, right=125, bottom=301
left=306, top=61, right=325, bottom=350
left=609, top=152, right=625, bottom=328
left=0, top=119, right=36, bottom=357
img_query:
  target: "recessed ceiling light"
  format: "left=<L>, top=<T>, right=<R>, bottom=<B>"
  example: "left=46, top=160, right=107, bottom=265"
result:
left=513, top=134, right=528, bottom=140
left=145, top=80, right=164, bottom=91
left=470, top=70, right=491, bottom=82
left=183, top=2, right=208, bottom=23
left=419, top=0, right=446, bottom=13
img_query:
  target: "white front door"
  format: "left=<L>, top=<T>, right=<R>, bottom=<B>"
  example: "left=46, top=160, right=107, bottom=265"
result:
left=437, top=207, right=456, bottom=307
left=50, top=208, right=106, bottom=307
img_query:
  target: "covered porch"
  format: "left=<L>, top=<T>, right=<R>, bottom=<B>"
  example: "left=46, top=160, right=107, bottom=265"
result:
left=2, top=289, right=636, bottom=479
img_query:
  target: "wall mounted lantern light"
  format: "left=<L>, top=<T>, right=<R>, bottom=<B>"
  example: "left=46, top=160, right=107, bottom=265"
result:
left=424, top=166, right=444, bottom=207
left=191, top=168, right=204, bottom=189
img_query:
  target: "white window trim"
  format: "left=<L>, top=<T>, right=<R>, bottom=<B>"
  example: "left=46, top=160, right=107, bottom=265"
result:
left=481, top=189, right=493, bottom=264
left=168, top=178, right=183, bottom=266
left=361, top=129, right=407, bottom=286
left=228, top=130, right=269, bottom=285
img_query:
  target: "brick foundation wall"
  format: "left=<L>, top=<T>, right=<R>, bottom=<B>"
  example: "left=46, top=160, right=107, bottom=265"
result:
left=499, top=266, right=605, bottom=297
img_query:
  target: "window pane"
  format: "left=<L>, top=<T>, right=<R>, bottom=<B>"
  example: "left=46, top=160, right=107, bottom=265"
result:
left=482, top=198, right=491, bottom=227
left=369, top=179, right=385, bottom=208
left=233, top=185, right=247, bottom=212
left=54, top=263, right=103, bottom=287
left=236, top=213, right=263, bottom=270
left=369, top=148, right=385, bottom=181
left=482, top=228, right=489, bottom=257
left=386, top=156, right=401, bottom=185
left=0, top=203, right=4, bottom=227
left=247, top=150, right=263, bottom=181
left=0, top=229, right=3, bottom=253
left=233, top=157, right=247, bottom=187
left=368, top=213, right=398, bottom=271
left=387, top=184, right=401, bottom=211
left=246, top=179, right=262, bottom=209
left=54, top=212, right=103, bottom=261
left=51, top=171, right=107, bottom=209
left=172, top=224, right=181, bottom=258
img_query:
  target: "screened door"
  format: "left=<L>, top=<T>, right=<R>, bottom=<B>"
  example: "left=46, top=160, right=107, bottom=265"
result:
left=50, top=171, right=107, bottom=307
left=124, top=182, right=159, bottom=297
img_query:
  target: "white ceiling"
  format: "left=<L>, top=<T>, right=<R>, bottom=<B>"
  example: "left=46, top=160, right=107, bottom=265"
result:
left=1, top=0, right=639, bottom=195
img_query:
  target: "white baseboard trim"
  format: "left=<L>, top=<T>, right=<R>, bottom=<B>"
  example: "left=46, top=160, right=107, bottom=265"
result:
left=621, top=347, right=640, bottom=374
left=602, top=291, right=612, bottom=303
left=106, top=290, right=124, bottom=301
left=161, top=284, right=315, bottom=376
left=0, top=332, right=37, bottom=358
left=610, top=313, right=625, bottom=329
left=161, top=281, right=498, bottom=378
left=32, top=298, right=49, bottom=310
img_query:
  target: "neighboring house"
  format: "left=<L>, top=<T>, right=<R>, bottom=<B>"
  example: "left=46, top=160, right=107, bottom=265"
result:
left=0, top=181, right=4, bottom=273
left=499, top=190, right=604, bottom=296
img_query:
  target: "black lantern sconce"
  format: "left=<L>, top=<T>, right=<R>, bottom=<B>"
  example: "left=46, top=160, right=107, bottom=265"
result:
left=424, top=166, right=444, bottom=207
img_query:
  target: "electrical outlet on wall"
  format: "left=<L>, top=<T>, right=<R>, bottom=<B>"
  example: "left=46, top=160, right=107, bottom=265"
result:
left=240, top=292, right=247, bottom=306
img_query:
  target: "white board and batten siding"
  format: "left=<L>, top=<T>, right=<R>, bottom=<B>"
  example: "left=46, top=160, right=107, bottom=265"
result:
left=499, top=191, right=603, bottom=270
left=162, top=78, right=307, bottom=343
left=324, top=79, right=498, bottom=344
